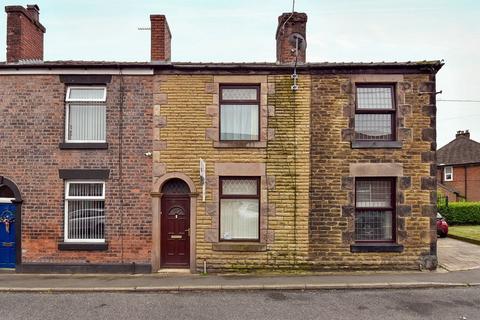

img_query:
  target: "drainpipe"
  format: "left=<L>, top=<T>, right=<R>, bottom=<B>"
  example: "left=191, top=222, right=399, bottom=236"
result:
left=464, top=166, right=467, bottom=201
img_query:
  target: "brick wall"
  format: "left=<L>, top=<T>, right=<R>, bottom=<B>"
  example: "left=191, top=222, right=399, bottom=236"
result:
left=6, top=6, right=45, bottom=62
left=0, top=75, right=153, bottom=265
left=276, top=13, right=307, bottom=64
left=309, top=73, right=437, bottom=270
left=438, top=165, right=480, bottom=201
left=150, top=15, right=171, bottom=62
left=0, top=68, right=439, bottom=272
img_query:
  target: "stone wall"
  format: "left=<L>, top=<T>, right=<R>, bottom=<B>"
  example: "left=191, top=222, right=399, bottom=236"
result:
left=152, top=74, right=311, bottom=271
left=309, top=73, right=437, bottom=270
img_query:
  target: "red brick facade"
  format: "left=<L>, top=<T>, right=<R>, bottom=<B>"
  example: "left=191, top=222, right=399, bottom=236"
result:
left=437, top=165, right=480, bottom=201
left=0, top=74, right=153, bottom=269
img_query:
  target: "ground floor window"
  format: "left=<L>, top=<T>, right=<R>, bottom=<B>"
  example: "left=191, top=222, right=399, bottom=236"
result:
left=220, top=177, right=260, bottom=241
left=64, top=181, right=105, bottom=242
left=355, top=178, right=395, bottom=242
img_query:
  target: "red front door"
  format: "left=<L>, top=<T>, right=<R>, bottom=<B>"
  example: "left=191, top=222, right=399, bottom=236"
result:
left=161, top=195, right=190, bottom=267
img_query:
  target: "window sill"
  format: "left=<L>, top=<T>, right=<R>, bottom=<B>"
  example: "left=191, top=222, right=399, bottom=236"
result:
left=58, top=242, right=108, bottom=251
left=214, top=141, right=267, bottom=148
left=351, top=141, right=402, bottom=149
left=212, top=242, right=266, bottom=252
left=59, top=142, right=108, bottom=150
left=350, top=243, right=404, bottom=253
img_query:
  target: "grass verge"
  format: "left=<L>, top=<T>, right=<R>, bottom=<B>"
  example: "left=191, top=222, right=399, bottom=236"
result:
left=448, top=225, right=480, bottom=244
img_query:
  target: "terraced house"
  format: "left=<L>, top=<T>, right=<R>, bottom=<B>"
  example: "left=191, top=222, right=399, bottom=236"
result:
left=0, top=4, right=442, bottom=273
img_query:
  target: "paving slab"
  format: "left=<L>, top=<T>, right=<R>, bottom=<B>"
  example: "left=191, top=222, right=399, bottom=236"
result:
left=0, top=268, right=478, bottom=292
left=438, top=237, right=480, bottom=271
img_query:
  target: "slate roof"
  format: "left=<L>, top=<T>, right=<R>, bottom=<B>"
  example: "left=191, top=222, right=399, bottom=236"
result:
left=437, top=134, right=480, bottom=166
left=0, top=60, right=444, bottom=72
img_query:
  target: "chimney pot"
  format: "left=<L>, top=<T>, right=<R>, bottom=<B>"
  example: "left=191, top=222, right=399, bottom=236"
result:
left=276, top=12, right=307, bottom=64
left=26, top=4, right=39, bottom=21
left=456, top=130, right=470, bottom=139
left=150, top=14, right=171, bottom=62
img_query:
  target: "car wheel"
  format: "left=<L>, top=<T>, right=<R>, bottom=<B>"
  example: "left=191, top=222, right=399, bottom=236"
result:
left=438, top=231, right=447, bottom=238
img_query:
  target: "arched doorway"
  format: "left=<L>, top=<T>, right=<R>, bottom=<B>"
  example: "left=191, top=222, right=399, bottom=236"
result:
left=0, top=177, right=22, bottom=269
left=160, top=179, right=191, bottom=267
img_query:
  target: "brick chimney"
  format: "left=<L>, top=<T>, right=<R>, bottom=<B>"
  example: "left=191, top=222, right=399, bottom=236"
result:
left=5, top=4, right=46, bottom=63
left=456, top=130, right=470, bottom=139
left=150, top=15, right=171, bottom=62
left=276, top=12, right=307, bottom=64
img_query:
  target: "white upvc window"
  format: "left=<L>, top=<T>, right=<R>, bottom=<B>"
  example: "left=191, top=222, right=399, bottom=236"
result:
left=444, top=166, right=453, bottom=181
left=64, top=181, right=105, bottom=243
left=65, top=87, right=107, bottom=143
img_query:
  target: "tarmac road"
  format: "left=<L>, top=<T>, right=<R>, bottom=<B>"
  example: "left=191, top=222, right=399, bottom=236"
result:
left=0, top=287, right=478, bottom=320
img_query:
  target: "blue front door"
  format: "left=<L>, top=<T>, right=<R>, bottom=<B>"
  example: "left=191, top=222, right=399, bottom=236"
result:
left=0, top=203, right=16, bottom=268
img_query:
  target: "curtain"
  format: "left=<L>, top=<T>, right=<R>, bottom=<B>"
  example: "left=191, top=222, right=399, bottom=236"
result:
left=220, top=199, right=259, bottom=240
left=220, top=104, right=259, bottom=140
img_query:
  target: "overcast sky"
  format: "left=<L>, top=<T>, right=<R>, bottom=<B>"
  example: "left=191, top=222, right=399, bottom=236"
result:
left=1, top=0, right=479, bottom=148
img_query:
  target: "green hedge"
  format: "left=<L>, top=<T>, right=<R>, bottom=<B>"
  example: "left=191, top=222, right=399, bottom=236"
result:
left=438, top=202, right=480, bottom=225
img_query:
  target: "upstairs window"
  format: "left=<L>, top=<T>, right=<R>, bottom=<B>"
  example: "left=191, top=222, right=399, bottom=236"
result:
left=444, top=166, right=453, bottom=181
left=64, top=181, right=105, bottom=242
left=355, top=85, right=396, bottom=141
left=355, top=178, right=395, bottom=242
left=65, top=87, right=106, bottom=143
left=220, top=85, right=260, bottom=141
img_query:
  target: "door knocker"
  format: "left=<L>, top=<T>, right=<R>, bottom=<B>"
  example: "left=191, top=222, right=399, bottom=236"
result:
left=0, top=210, right=15, bottom=234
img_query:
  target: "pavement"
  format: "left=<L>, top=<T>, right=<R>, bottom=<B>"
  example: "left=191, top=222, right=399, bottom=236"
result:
left=0, top=237, right=477, bottom=293
left=437, top=237, right=480, bottom=271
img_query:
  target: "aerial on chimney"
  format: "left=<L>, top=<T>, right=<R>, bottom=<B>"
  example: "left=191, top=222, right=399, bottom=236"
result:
left=276, top=12, right=307, bottom=64
left=5, top=4, right=46, bottom=63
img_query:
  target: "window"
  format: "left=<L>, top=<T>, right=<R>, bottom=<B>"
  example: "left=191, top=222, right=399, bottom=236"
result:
left=220, top=177, right=260, bottom=241
left=64, top=181, right=105, bottom=242
left=65, top=87, right=106, bottom=143
left=444, top=166, right=453, bottom=181
left=355, top=85, right=396, bottom=141
left=220, top=85, right=260, bottom=141
left=355, top=178, right=395, bottom=242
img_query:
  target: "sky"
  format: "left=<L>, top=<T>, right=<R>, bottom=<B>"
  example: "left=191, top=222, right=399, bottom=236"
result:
left=1, top=0, right=479, bottom=148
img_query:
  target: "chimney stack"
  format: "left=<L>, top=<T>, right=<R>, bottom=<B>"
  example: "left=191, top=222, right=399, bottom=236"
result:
left=276, top=12, right=307, bottom=64
left=150, top=15, right=171, bottom=62
left=456, top=130, right=470, bottom=139
left=5, top=4, right=46, bottom=63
